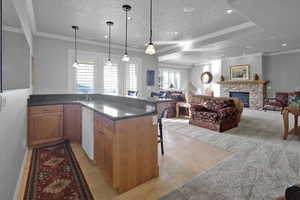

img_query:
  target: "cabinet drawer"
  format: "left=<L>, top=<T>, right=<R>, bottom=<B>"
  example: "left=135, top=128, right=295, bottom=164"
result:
left=94, top=112, right=102, bottom=131
left=29, top=105, right=63, bottom=115
left=102, top=117, right=115, bottom=133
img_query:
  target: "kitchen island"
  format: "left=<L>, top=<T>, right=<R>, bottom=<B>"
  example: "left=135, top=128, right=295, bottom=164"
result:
left=27, top=93, right=174, bottom=192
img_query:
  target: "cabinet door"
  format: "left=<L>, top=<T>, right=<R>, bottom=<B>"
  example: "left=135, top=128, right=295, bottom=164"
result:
left=104, top=130, right=114, bottom=184
left=64, top=105, right=82, bottom=143
left=28, top=112, right=63, bottom=146
left=94, top=130, right=105, bottom=169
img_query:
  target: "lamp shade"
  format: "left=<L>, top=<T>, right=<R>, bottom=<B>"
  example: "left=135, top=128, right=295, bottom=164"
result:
left=184, top=82, right=196, bottom=92
left=145, top=43, right=156, bottom=55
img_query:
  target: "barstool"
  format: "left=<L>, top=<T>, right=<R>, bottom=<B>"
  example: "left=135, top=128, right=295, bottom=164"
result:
left=158, top=108, right=169, bottom=155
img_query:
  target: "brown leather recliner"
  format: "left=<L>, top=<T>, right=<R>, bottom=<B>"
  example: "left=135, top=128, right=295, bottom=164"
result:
left=189, top=95, right=243, bottom=132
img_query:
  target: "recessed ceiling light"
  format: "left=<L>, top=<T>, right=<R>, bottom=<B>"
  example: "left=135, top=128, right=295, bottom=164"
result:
left=174, top=31, right=178, bottom=35
left=183, top=7, right=195, bottom=13
left=104, top=35, right=108, bottom=39
left=282, top=43, right=287, bottom=47
left=127, top=16, right=133, bottom=21
left=226, top=9, right=233, bottom=14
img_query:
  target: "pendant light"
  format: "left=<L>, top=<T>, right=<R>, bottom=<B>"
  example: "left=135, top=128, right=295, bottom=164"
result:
left=122, top=5, right=131, bottom=62
left=145, top=0, right=156, bottom=55
left=106, top=21, right=114, bottom=66
left=72, top=25, right=80, bottom=68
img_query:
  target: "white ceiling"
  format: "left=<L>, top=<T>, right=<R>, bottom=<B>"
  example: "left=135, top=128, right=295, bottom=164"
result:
left=2, top=0, right=21, bottom=28
left=3, top=0, right=300, bottom=66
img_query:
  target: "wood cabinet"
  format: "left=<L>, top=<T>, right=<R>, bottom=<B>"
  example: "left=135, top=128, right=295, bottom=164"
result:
left=63, top=104, right=82, bottom=144
left=93, top=112, right=159, bottom=193
left=28, top=105, right=63, bottom=146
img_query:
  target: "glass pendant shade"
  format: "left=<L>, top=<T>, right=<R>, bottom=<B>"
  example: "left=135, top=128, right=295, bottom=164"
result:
left=106, top=59, right=112, bottom=66
left=145, top=42, right=156, bottom=55
left=122, top=54, right=130, bottom=62
left=73, top=61, right=79, bottom=68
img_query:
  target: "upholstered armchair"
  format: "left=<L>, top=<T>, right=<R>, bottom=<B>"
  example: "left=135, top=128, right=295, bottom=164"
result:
left=263, top=92, right=293, bottom=113
left=189, top=97, right=241, bottom=132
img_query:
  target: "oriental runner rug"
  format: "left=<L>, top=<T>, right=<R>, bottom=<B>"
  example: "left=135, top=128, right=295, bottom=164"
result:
left=24, top=140, right=94, bottom=200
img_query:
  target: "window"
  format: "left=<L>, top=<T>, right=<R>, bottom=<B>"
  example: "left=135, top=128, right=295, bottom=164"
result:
left=103, top=63, right=119, bottom=94
left=159, top=68, right=180, bottom=90
left=76, top=63, right=95, bottom=93
left=126, top=63, right=137, bottom=93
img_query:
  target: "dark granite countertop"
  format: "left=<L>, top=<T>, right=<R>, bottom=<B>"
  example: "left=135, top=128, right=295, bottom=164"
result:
left=28, top=99, right=157, bottom=121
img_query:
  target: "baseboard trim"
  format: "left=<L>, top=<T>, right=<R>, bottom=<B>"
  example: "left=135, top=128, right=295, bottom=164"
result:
left=13, top=148, right=28, bottom=200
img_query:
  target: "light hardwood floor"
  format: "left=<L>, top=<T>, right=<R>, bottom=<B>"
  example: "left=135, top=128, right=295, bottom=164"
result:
left=17, top=128, right=232, bottom=200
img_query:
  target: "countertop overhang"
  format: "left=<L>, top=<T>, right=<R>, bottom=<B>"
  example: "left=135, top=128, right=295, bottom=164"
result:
left=27, top=93, right=175, bottom=120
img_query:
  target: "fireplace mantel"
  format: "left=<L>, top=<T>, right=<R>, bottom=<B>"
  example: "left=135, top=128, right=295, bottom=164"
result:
left=217, top=80, right=269, bottom=85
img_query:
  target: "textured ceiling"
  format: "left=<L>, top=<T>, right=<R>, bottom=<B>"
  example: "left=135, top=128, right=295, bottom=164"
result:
left=2, top=0, right=21, bottom=28
left=32, top=0, right=246, bottom=50
left=4, top=0, right=300, bottom=66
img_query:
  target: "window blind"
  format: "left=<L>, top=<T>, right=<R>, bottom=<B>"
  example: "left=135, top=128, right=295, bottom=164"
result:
left=126, top=64, right=137, bottom=92
left=76, top=63, right=94, bottom=93
left=103, top=63, right=119, bottom=94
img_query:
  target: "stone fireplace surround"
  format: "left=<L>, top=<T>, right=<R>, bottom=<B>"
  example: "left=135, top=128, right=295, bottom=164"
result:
left=218, top=81, right=269, bottom=110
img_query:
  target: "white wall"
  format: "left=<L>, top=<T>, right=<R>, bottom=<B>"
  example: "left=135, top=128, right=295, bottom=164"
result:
left=190, top=60, right=222, bottom=96
left=221, top=54, right=263, bottom=81
left=2, top=31, right=30, bottom=90
left=33, top=36, right=158, bottom=97
left=0, top=89, right=31, bottom=200
left=263, top=52, right=300, bottom=96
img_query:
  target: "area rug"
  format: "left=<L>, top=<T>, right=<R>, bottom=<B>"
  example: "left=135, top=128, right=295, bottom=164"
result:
left=160, top=110, right=300, bottom=200
left=24, top=140, right=94, bottom=200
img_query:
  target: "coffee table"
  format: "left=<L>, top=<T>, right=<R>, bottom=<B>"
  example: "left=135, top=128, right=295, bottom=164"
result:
left=282, top=104, right=300, bottom=140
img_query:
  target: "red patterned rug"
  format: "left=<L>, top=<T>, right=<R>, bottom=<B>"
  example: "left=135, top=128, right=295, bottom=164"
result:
left=24, top=140, right=94, bottom=200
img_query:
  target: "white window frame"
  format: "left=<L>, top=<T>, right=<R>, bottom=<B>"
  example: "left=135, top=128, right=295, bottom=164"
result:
left=159, top=68, right=181, bottom=90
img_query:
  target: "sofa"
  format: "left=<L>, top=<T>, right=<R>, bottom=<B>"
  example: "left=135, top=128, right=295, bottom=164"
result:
left=189, top=95, right=243, bottom=132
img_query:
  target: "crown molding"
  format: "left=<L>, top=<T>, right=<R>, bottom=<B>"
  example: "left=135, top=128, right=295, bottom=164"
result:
left=265, top=49, right=300, bottom=56
left=36, top=31, right=144, bottom=53
left=222, top=52, right=263, bottom=60
left=158, top=62, right=193, bottom=69
left=157, top=22, right=256, bottom=54
left=3, top=25, right=23, bottom=33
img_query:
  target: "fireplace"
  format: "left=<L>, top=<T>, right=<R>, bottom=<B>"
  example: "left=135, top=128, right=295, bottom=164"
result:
left=230, top=92, right=250, bottom=108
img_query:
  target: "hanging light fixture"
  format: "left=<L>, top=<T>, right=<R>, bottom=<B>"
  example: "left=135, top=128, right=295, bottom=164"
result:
left=122, top=4, right=131, bottom=62
left=106, top=21, right=114, bottom=66
left=72, top=25, right=80, bottom=68
left=145, top=0, right=156, bottom=55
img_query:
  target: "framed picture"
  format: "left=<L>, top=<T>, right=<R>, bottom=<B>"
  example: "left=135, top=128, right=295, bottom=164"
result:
left=230, top=65, right=250, bottom=80
left=147, top=70, right=155, bottom=86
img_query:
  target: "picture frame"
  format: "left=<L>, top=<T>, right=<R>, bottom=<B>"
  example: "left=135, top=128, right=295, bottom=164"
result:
left=147, top=70, right=155, bottom=86
left=230, top=65, right=250, bottom=80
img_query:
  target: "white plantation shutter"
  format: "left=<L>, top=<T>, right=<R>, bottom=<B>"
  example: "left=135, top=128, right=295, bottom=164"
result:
left=126, top=64, right=137, bottom=92
left=76, top=63, right=95, bottom=93
left=103, top=63, right=119, bottom=94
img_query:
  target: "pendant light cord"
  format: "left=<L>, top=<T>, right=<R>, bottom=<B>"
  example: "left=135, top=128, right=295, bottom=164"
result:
left=150, top=0, right=153, bottom=43
left=108, top=24, right=111, bottom=61
left=74, top=28, right=77, bottom=62
left=125, top=9, right=128, bottom=54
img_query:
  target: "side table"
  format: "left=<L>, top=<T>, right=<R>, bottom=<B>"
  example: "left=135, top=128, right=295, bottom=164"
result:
left=176, top=102, right=191, bottom=118
left=282, top=104, right=300, bottom=140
